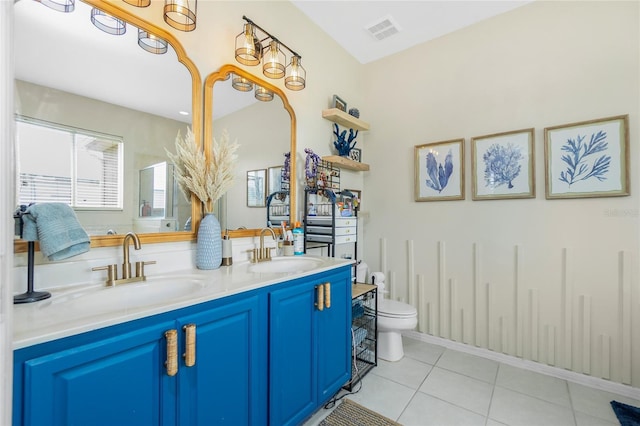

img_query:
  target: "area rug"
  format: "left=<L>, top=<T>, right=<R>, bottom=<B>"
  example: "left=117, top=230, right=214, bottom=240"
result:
left=611, top=400, right=640, bottom=426
left=319, top=399, right=401, bottom=426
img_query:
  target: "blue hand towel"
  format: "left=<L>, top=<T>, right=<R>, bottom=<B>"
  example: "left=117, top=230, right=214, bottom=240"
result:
left=22, top=203, right=90, bottom=261
left=611, top=400, right=640, bottom=426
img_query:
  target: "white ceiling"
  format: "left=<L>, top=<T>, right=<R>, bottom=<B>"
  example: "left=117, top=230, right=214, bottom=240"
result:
left=14, top=0, right=533, bottom=121
left=292, top=1, right=533, bottom=64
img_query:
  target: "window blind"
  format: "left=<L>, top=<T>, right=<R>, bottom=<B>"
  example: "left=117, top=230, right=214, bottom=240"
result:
left=16, top=117, right=123, bottom=210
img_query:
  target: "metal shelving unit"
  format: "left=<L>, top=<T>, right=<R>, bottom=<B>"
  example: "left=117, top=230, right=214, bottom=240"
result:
left=344, top=283, right=377, bottom=391
left=303, top=188, right=357, bottom=258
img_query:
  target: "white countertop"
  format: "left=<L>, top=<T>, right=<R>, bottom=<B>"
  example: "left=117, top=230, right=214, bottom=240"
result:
left=13, top=256, right=353, bottom=350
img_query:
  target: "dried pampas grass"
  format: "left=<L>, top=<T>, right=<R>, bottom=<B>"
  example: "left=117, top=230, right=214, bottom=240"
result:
left=166, top=128, right=239, bottom=213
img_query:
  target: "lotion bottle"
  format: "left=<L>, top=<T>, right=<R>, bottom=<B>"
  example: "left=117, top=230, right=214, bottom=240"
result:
left=293, top=221, right=304, bottom=255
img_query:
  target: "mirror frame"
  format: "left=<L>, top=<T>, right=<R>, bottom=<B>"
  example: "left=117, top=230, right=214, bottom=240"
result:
left=14, top=0, right=203, bottom=253
left=204, top=64, right=297, bottom=238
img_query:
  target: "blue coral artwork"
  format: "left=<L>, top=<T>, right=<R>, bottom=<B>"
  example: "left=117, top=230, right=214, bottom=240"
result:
left=414, top=139, right=464, bottom=201
left=471, top=128, right=535, bottom=200
left=545, top=115, right=629, bottom=199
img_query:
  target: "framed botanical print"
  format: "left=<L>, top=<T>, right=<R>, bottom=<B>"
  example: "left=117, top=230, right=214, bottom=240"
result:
left=471, top=128, right=535, bottom=200
left=414, top=139, right=465, bottom=202
left=544, top=115, right=629, bottom=199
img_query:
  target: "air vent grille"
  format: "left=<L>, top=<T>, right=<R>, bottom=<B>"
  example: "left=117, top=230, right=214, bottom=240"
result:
left=366, top=15, right=401, bottom=41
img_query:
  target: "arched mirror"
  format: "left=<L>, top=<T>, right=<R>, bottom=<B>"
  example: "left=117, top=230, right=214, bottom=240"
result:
left=13, top=0, right=202, bottom=253
left=204, top=65, right=297, bottom=238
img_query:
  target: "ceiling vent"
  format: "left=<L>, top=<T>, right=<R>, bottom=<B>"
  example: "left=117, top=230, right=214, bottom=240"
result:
left=365, top=15, right=402, bottom=41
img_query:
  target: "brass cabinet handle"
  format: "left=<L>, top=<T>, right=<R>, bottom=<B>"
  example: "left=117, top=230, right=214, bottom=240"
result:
left=183, top=324, right=196, bottom=367
left=324, top=283, right=331, bottom=309
left=165, top=329, right=178, bottom=376
left=316, top=284, right=324, bottom=311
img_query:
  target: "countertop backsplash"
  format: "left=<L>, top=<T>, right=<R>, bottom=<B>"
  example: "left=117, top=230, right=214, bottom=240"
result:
left=12, top=236, right=278, bottom=294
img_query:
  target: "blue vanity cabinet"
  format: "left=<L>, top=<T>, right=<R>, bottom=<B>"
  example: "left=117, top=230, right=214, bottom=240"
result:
left=14, top=319, right=177, bottom=426
left=268, top=266, right=352, bottom=426
left=13, top=291, right=268, bottom=426
left=176, top=293, right=267, bottom=425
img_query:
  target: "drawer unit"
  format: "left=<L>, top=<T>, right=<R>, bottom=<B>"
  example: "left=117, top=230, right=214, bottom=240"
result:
left=304, top=189, right=358, bottom=258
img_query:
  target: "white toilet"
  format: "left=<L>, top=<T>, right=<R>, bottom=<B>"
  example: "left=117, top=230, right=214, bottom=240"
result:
left=370, top=273, right=418, bottom=362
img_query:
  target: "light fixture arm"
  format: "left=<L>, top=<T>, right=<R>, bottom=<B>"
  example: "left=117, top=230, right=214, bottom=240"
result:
left=242, top=15, right=301, bottom=60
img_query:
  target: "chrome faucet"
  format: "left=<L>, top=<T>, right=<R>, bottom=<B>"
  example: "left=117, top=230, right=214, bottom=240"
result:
left=92, top=231, right=155, bottom=286
left=122, top=232, right=141, bottom=279
left=252, top=227, right=277, bottom=262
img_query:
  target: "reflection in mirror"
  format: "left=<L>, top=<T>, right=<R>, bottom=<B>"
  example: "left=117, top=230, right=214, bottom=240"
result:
left=205, top=65, right=297, bottom=236
left=138, top=162, right=177, bottom=226
left=13, top=0, right=202, bottom=251
left=246, top=169, right=266, bottom=208
left=268, top=166, right=284, bottom=195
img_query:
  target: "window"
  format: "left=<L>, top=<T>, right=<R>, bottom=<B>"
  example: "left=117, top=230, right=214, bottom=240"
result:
left=16, top=116, right=123, bottom=210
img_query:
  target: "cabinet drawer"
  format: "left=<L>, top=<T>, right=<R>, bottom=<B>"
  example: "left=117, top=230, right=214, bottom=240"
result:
left=306, top=234, right=357, bottom=244
left=306, top=216, right=357, bottom=227
left=307, top=226, right=356, bottom=236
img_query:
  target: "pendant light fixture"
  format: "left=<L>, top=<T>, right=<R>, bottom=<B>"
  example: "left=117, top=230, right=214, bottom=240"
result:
left=262, top=40, right=285, bottom=79
left=138, top=29, right=168, bottom=54
left=91, top=8, right=126, bottom=35
left=231, top=74, right=254, bottom=92
left=164, top=0, right=197, bottom=32
left=234, top=16, right=306, bottom=91
left=285, top=56, right=306, bottom=91
left=255, top=85, right=274, bottom=102
left=235, top=23, right=262, bottom=66
left=37, top=0, right=74, bottom=13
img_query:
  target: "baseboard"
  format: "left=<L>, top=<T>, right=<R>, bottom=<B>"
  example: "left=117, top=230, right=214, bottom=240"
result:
left=403, top=330, right=640, bottom=401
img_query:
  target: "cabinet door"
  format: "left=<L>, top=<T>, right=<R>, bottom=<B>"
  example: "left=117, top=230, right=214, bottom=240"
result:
left=19, top=321, right=176, bottom=426
left=269, top=278, right=317, bottom=426
left=177, top=294, right=267, bottom=426
left=269, top=267, right=352, bottom=426
left=316, top=270, right=352, bottom=402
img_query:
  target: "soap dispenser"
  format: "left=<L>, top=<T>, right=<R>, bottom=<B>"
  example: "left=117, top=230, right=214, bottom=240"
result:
left=293, top=221, right=304, bottom=255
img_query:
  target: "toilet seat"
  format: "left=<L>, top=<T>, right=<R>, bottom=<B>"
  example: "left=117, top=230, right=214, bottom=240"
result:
left=377, top=299, right=417, bottom=318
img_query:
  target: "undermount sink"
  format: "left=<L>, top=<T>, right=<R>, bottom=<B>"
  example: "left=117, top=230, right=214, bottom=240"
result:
left=248, top=256, right=325, bottom=274
left=40, top=274, right=208, bottom=311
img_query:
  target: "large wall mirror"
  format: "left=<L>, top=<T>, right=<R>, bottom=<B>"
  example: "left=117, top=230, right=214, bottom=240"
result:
left=13, top=0, right=202, bottom=252
left=204, top=65, right=297, bottom=238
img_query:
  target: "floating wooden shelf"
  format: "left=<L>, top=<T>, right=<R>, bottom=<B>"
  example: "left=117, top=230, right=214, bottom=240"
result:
left=322, top=108, right=370, bottom=131
left=322, top=155, right=370, bottom=171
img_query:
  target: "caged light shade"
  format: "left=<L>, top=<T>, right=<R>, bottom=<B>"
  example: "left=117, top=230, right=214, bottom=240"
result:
left=164, top=0, right=197, bottom=32
left=231, top=74, right=254, bottom=92
left=91, top=8, right=126, bottom=35
left=38, top=0, right=74, bottom=12
left=122, top=0, right=150, bottom=6
left=255, top=85, right=274, bottom=102
left=285, top=56, right=306, bottom=91
left=138, top=29, right=168, bottom=54
left=262, top=40, right=286, bottom=79
left=235, top=23, right=262, bottom=66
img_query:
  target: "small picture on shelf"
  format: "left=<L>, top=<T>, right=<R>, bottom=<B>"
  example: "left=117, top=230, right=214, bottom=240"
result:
left=349, top=148, right=362, bottom=162
left=332, top=95, right=347, bottom=112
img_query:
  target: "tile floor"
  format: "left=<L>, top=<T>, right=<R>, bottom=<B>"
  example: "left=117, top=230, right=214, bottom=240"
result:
left=304, top=336, right=640, bottom=426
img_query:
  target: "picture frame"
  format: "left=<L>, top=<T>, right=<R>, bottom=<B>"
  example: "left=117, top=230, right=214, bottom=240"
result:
left=332, top=95, right=347, bottom=112
left=471, top=128, right=535, bottom=200
left=414, top=139, right=465, bottom=202
left=246, top=169, right=266, bottom=207
left=349, top=148, right=361, bottom=162
left=544, top=115, right=629, bottom=199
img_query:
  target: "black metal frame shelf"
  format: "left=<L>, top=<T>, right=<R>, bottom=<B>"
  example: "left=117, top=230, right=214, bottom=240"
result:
left=344, top=284, right=377, bottom=391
